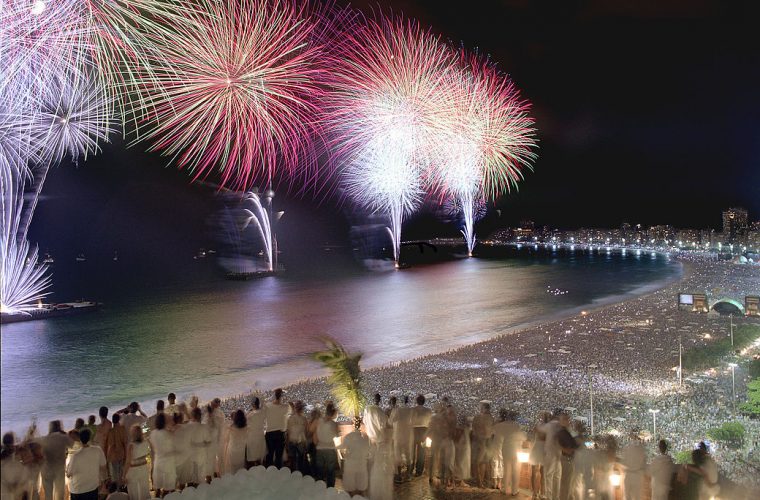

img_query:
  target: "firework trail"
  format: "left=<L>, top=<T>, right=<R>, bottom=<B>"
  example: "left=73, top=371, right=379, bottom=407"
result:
left=436, top=52, right=538, bottom=255
left=134, top=0, right=329, bottom=190
left=0, top=167, right=51, bottom=314
left=324, top=14, right=454, bottom=264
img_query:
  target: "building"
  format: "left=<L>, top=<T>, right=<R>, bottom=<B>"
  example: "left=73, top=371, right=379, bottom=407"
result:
left=722, top=207, right=749, bottom=243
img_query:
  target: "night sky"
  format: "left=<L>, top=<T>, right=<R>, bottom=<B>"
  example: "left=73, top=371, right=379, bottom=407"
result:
left=35, top=0, right=760, bottom=262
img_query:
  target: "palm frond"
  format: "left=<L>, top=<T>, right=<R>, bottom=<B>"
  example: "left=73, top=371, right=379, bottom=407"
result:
left=311, top=337, right=366, bottom=420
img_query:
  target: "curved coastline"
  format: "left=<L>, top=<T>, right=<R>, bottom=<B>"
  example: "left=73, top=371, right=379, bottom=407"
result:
left=0, top=252, right=686, bottom=435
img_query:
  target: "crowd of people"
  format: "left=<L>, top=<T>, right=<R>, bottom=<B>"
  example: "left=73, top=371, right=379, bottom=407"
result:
left=0, top=387, right=747, bottom=500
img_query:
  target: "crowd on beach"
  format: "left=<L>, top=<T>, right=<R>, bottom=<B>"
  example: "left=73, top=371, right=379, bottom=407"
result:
left=0, top=388, right=738, bottom=500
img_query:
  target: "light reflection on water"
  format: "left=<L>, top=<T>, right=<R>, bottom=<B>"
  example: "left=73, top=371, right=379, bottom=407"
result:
left=1, top=249, right=680, bottom=431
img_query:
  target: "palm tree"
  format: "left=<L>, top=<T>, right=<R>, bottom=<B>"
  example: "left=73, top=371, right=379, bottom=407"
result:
left=311, top=338, right=366, bottom=427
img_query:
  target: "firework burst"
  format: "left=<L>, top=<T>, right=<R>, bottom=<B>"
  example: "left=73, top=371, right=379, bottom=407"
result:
left=31, top=70, right=116, bottom=166
left=135, top=0, right=329, bottom=190
left=436, top=52, right=538, bottom=254
left=324, top=14, right=455, bottom=263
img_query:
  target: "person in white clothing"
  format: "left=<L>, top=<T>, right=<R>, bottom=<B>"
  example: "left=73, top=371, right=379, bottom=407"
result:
left=286, top=400, right=308, bottom=473
left=541, top=412, right=563, bottom=500
left=148, top=413, right=177, bottom=496
left=246, top=397, right=267, bottom=466
left=314, top=402, right=339, bottom=488
left=263, top=388, right=289, bottom=468
left=649, top=439, right=674, bottom=500
left=123, top=425, right=151, bottom=500
left=471, top=402, right=494, bottom=488
left=389, top=395, right=414, bottom=481
left=171, top=413, right=192, bottom=487
left=184, top=408, right=207, bottom=486
left=621, top=431, right=646, bottom=500
left=493, top=409, right=526, bottom=496
left=363, top=393, right=388, bottom=446
left=340, top=421, right=370, bottom=496
left=222, top=410, right=248, bottom=474
left=65, top=428, right=107, bottom=500
left=40, top=420, right=74, bottom=500
left=120, top=403, right=147, bottom=436
left=410, top=394, right=432, bottom=477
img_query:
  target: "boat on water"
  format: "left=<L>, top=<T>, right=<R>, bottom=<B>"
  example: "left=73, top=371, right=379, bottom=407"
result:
left=0, top=300, right=101, bottom=324
left=43, top=252, right=54, bottom=264
left=76, top=253, right=86, bottom=262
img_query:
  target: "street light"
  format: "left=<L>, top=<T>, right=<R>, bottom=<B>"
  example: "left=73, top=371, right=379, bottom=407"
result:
left=729, top=314, right=734, bottom=347
left=648, top=409, right=660, bottom=437
left=728, top=363, right=737, bottom=416
left=678, top=335, right=683, bottom=387
left=588, top=364, right=598, bottom=436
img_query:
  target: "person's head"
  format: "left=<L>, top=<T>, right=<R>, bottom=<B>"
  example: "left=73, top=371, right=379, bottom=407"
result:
left=79, top=428, right=92, bottom=445
left=87, top=415, right=96, bottom=425
left=698, top=441, right=708, bottom=454
left=191, top=407, right=202, bottom=422
left=112, top=413, right=121, bottom=426
left=558, top=412, right=570, bottom=428
left=442, top=396, right=451, bottom=406
left=168, top=393, right=176, bottom=404
left=252, top=397, right=260, bottom=410
left=539, top=411, right=551, bottom=424
left=49, top=420, right=63, bottom=434
left=99, top=407, right=109, bottom=420
left=128, top=402, right=139, bottom=414
left=189, top=395, right=199, bottom=408
left=232, top=409, right=247, bottom=429
left=324, top=402, right=337, bottom=420
left=498, top=408, right=509, bottom=422
left=416, top=394, right=425, bottom=406
left=130, top=425, right=143, bottom=443
left=274, top=388, right=283, bottom=401
left=75, top=418, right=85, bottom=430
left=310, top=407, right=322, bottom=421
left=389, top=396, right=397, bottom=407
left=480, top=402, right=491, bottom=414
left=211, top=398, right=221, bottom=409
left=156, top=413, right=167, bottom=431
left=403, top=395, right=410, bottom=406
left=658, top=439, right=668, bottom=454
left=156, top=400, right=165, bottom=412
left=294, top=400, right=304, bottom=414
left=692, top=448, right=705, bottom=466
left=573, top=420, right=587, bottom=437
left=373, top=393, right=381, bottom=405
left=2, top=432, right=14, bottom=448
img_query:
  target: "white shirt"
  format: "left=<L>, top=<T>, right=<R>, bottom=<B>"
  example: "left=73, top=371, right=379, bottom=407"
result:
left=121, top=413, right=146, bottom=433
left=649, top=453, right=674, bottom=491
left=263, top=402, right=289, bottom=432
left=316, top=419, right=339, bottom=450
left=341, top=431, right=370, bottom=465
left=541, top=420, right=562, bottom=459
left=66, top=445, right=106, bottom=494
left=362, top=405, right=388, bottom=443
left=493, top=421, right=525, bottom=454
left=411, top=406, right=432, bottom=428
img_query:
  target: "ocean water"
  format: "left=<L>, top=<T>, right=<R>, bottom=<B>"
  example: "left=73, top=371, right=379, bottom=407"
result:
left=1, top=246, right=681, bottom=432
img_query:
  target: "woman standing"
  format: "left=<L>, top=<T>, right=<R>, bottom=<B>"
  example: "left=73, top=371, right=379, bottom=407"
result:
left=223, top=410, right=248, bottom=474
left=202, top=405, right=220, bottom=482
left=123, top=425, right=150, bottom=500
left=245, top=398, right=266, bottom=467
left=148, top=414, right=176, bottom=497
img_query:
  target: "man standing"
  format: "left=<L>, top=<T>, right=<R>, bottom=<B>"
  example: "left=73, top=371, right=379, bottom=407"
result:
left=146, top=400, right=166, bottom=431
left=410, top=394, right=432, bottom=477
left=166, top=393, right=179, bottom=417
left=93, top=407, right=112, bottom=448
left=120, top=402, right=146, bottom=433
left=541, top=411, right=563, bottom=500
left=621, top=430, right=646, bottom=500
left=649, top=439, right=674, bottom=500
left=40, top=420, right=73, bottom=500
left=263, top=388, right=289, bottom=468
left=389, top=395, right=414, bottom=482
left=66, top=429, right=107, bottom=500
left=493, top=409, right=525, bottom=497
left=472, top=402, right=495, bottom=488
left=362, top=393, right=388, bottom=446
left=557, top=412, right=578, bottom=500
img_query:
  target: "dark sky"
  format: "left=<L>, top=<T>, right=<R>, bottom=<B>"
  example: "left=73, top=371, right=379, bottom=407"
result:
left=38, top=0, right=760, bottom=259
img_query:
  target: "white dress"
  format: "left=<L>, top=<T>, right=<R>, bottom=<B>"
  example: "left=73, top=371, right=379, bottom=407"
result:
left=185, top=421, right=207, bottom=483
left=150, top=429, right=176, bottom=491
left=223, top=426, right=248, bottom=474
left=368, top=441, right=394, bottom=500
left=125, top=441, right=150, bottom=500
left=341, top=431, right=370, bottom=492
left=173, top=424, right=193, bottom=484
left=454, top=424, right=471, bottom=481
left=203, top=421, right=221, bottom=478
left=245, top=410, right=267, bottom=463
